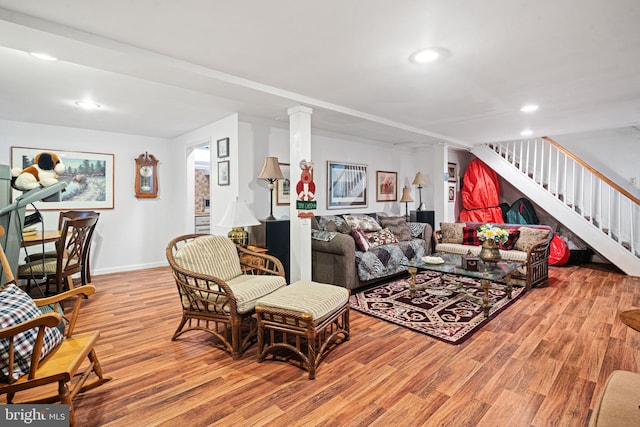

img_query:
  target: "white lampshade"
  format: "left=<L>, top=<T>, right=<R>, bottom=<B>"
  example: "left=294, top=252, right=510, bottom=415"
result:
left=218, top=198, right=260, bottom=228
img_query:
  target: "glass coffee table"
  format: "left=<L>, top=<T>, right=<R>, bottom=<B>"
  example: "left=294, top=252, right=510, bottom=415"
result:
left=400, top=253, right=522, bottom=318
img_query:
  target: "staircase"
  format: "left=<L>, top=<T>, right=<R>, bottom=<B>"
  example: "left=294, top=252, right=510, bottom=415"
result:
left=471, top=137, right=640, bottom=276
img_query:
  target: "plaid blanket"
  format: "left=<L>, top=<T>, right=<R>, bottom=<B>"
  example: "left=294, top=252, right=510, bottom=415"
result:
left=0, top=283, right=63, bottom=380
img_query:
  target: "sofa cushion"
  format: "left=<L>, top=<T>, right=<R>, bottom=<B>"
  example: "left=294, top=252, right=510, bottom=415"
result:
left=343, top=214, right=382, bottom=232
left=351, top=228, right=371, bottom=252
left=317, top=215, right=351, bottom=233
left=463, top=226, right=481, bottom=246
left=355, top=239, right=427, bottom=282
left=514, top=227, right=550, bottom=252
left=366, top=227, right=399, bottom=248
left=225, top=275, right=287, bottom=314
left=440, top=222, right=465, bottom=244
left=0, top=283, right=64, bottom=380
left=379, top=216, right=412, bottom=241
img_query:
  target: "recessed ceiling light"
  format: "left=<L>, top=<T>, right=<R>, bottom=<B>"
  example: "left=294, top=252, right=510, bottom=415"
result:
left=409, top=48, right=440, bottom=64
left=75, top=101, right=101, bottom=110
left=29, top=52, right=58, bottom=61
left=520, top=129, right=534, bottom=136
left=520, top=104, right=539, bottom=112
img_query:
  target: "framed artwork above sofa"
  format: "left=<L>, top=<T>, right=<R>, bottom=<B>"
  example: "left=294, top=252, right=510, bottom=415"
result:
left=327, top=161, right=367, bottom=209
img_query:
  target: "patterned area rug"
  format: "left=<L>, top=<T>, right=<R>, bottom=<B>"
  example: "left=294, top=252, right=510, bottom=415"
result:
left=349, top=271, right=526, bottom=344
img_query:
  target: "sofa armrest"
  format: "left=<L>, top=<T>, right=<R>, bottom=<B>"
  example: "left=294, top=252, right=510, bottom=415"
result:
left=311, top=232, right=356, bottom=256
left=312, top=233, right=358, bottom=289
left=433, top=229, right=443, bottom=247
left=414, top=223, right=433, bottom=254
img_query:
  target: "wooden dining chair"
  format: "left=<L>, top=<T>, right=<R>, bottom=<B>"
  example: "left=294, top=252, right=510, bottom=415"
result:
left=18, top=216, right=99, bottom=294
left=25, top=211, right=100, bottom=286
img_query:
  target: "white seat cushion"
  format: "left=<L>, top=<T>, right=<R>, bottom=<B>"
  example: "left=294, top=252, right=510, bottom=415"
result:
left=256, top=280, right=349, bottom=322
left=226, top=275, right=286, bottom=313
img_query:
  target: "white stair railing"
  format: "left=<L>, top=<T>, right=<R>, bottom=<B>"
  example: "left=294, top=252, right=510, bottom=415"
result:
left=488, top=137, right=639, bottom=258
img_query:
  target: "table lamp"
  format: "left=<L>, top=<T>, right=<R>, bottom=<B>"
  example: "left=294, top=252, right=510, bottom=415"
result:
left=256, top=157, right=284, bottom=221
left=412, top=172, right=427, bottom=211
left=400, top=186, right=413, bottom=221
left=218, top=197, right=260, bottom=246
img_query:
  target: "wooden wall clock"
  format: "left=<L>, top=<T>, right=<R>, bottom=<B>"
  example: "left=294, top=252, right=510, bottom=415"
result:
left=135, top=152, right=158, bottom=198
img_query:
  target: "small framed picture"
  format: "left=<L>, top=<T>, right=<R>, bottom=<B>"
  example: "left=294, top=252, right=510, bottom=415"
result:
left=218, top=160, right=229, bottom=186
left=375, top=170, right=397, bottom=202
left=217, top=137, right=229, bottom=158
left=276, top=163, right=291, bottom=205
left=447, top=162, right=458, bottom=183
left=448, top=185, right=456, bottom=202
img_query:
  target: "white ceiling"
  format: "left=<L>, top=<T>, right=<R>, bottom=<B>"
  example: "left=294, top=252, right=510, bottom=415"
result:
left=0, top=0, right=639, bottom=148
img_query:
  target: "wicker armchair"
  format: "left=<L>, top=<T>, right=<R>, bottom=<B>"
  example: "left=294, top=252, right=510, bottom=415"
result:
left=166, top=234, right=286, bottom=359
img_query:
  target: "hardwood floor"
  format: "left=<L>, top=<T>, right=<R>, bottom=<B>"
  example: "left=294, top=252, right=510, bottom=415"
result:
left=5, top=264, right=640, bottom=426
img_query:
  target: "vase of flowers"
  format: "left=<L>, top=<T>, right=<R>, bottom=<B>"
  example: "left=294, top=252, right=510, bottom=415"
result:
left=476, top=224, right=508, bottom=263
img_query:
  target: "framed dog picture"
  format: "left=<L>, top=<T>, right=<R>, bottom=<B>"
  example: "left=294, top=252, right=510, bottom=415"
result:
left=11, top=146, right=114, bottom=210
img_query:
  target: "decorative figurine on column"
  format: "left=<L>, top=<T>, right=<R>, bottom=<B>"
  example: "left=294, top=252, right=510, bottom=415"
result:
left=296, top=160, right=316, bottom=218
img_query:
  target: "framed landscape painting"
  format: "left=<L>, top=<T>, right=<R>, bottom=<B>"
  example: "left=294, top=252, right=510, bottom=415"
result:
left=327, top=161, right=367, bottom=209
left=376, top=170, right=397, bottom=202
left=276, top=163, right=290, bottom=205
left=11, top=147, right=114, bottom=210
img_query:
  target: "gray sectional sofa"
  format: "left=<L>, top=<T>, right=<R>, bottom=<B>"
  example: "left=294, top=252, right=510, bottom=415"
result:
left=311, top=213, right=433, bottom=290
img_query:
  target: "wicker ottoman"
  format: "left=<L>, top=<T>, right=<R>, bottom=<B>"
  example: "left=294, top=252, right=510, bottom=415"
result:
left=255, top=280, right=350, bottom=379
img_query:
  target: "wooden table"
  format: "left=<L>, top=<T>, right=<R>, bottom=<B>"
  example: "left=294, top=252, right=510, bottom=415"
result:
left=22, top=230, right=61, bottom=247
left=240, top=245, right=268, bottom=272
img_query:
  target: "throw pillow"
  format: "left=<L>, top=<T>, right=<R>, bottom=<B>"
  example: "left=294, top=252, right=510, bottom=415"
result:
left=343, top=214, right=382, bottom=232
left=0, top=283, right=64, bottom=380
left=311, top=216, right=320, bottom=230
left=514, top=227, right=550, bottom=252
left=365, top=227, right=399, bottom=248
left=408, top=222, right=427, bottom=238
left=500, top=229, right=521, bottom=250
left=462, top=226, right=481, bottom=246
left=317, top=215, right=351, bottom=233
left=351, top=228, right=371, bottom=252
left=440, top=222, right=465, bottom=244
left=311, top=229, right=338, bottom=242
left=379, top=216, right=413, bottom=241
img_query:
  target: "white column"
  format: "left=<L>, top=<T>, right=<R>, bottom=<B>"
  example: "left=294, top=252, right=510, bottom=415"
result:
left=433, top=142, right=449, bottom=227
left=288, top=105, right=313, bottom=282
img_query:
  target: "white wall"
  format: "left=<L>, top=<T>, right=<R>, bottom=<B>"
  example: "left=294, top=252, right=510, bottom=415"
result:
left=5, top=116, right=632, bottom=276
left=239, top=119, right=422, bottom=220
left=554, top=127, right=640, bottom=197
left=170, top=114, right=239, bottom=236
left=0, top=119, right=173, bottom=274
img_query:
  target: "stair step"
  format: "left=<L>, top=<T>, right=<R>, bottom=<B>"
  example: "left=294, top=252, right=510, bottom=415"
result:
left=622, top=241, right=631, bottom=251
left=602, top=228, right=609, bottom=235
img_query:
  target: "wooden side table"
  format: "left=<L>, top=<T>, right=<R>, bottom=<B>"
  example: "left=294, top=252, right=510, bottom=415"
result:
left=240, top=245, right=268, bottom=272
